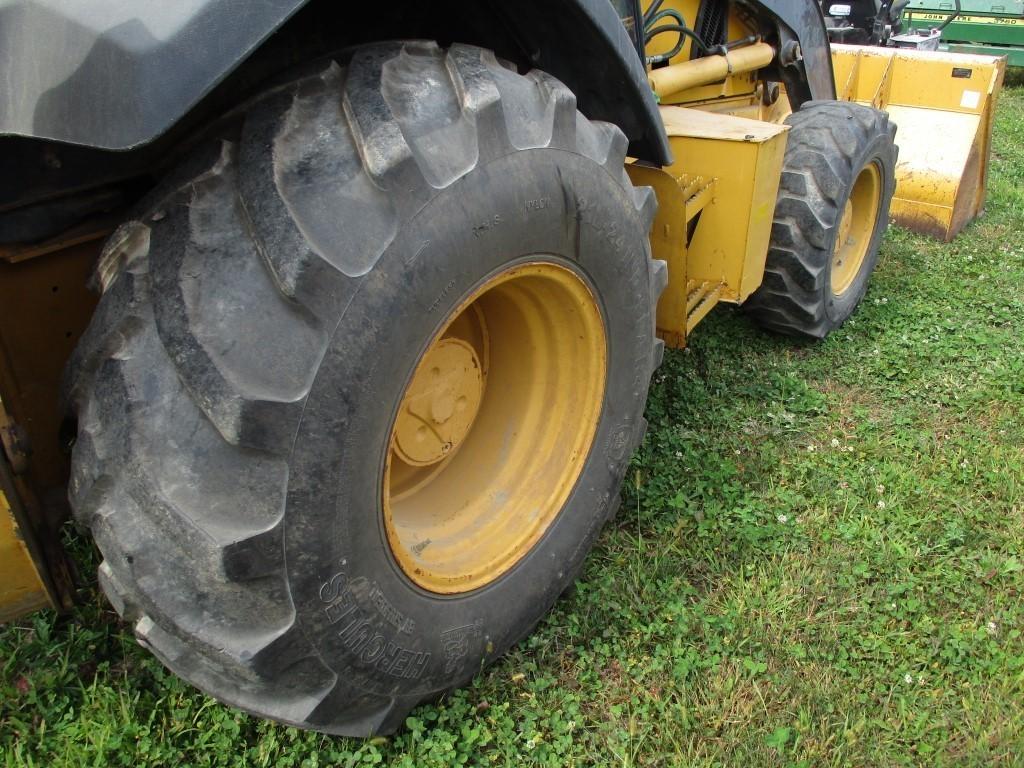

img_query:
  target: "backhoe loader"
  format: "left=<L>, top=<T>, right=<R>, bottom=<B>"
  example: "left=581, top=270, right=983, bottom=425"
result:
left=0, top=0, right=1004, bottom=736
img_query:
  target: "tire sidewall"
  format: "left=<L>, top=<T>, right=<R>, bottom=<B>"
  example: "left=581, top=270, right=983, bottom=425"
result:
left=825, top=134, right=896, bottom=325
left=284, top=148, right=653, bottom=698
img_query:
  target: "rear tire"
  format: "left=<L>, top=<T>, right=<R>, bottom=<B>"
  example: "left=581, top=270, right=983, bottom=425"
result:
left=744, top=101, right=897, bottom=338
left=65, top=42, right=665, bottom=736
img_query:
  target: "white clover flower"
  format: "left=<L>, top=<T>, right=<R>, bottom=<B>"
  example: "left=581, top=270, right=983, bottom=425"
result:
left=807, top=444, right=816, bottom=453
left=987, top=621, right=998, bottom=636
left=877, top=500, right=886, bottom=510
left=526, top=739, right=536, bottom=750
left=904, top=673, right=914, bottom=684
left=831, top=438, right=841, bottom=448
left=675, top=451, right=683, bottom=458
left=876, top=484, right=885, bottom=495
left=777, top=514, right=788, bottom=524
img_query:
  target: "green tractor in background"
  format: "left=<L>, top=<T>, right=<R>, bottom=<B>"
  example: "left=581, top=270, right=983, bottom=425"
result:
left=904, top=0, right=1024, bottom=65
left=822, top=0, right=1023, bottom=65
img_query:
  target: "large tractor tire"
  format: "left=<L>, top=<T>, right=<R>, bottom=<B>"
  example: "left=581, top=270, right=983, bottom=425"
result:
left=744, top=101, right=897, bottom=338
left=64, top=42, right=666, bottom=736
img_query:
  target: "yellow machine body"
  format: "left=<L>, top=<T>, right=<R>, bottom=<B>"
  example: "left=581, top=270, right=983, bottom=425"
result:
left=0, top=487, right=53, bottom=621
left=831, top=44, right=1006, bottom=241
left=631, top=0, right=792, bottom=348
left=627, top=109, right=789, bottom=348
left=0, top=241, right=96, bottom=622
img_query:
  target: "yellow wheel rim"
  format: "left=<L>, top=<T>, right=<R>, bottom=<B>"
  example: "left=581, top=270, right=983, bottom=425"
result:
left=831, top=162, right=882, bottom=296
left=383, top=262, right=607, bottom=594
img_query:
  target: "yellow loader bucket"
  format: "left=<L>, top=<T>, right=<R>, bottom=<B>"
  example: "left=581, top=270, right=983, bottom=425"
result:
left=831, top=44, right=1006, bottom=241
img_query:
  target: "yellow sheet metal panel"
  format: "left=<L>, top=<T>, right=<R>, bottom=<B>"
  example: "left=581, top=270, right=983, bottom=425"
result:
left=886, top=105, right=987, bottom=239
left=661, top=107, right=789, bottom=302
left=833, top=44, right=1002, bottom=113
left=0, top=241, right=100, bottom=500
left=626, top=163, right=692, bottom=348
left=831, top=44, right=1006, bottom=241
left=627, top=107, right=789, bottom=348
left=0, top=487, right=53, bottom=622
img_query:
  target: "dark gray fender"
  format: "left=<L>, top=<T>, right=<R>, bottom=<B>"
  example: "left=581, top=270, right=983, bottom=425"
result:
left=0, top=0, right=305, bottom=150
left=0, top=0, right=673, bottom=164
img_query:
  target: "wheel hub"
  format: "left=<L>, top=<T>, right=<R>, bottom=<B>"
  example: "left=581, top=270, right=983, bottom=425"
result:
left=393, top=339, right=483, bottom=466
left=383, top=262, right=607, bottom=594
left=831, top=162, right=882, bottom=296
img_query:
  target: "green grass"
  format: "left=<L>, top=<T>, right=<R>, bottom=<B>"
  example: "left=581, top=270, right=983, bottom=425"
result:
left=4, top=77, right=1024, bottom=767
